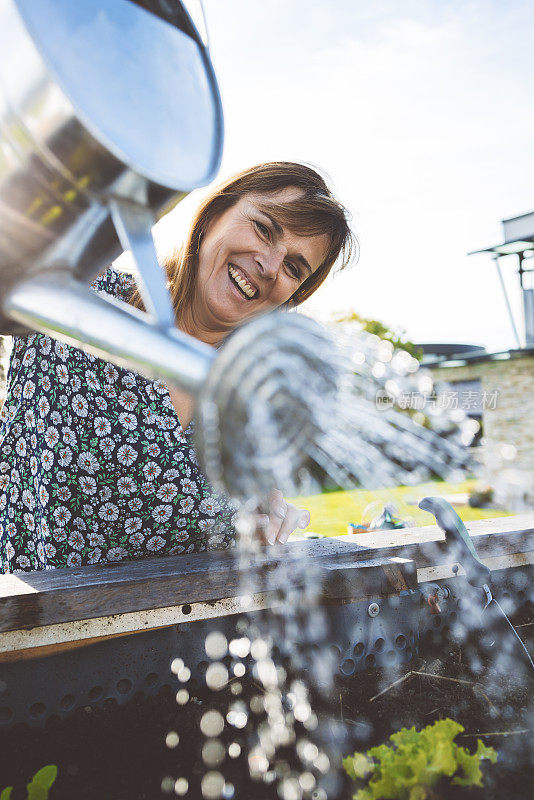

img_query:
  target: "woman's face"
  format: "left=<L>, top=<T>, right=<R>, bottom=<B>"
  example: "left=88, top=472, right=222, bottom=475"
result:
left=191, top=188, right=329, bottom=335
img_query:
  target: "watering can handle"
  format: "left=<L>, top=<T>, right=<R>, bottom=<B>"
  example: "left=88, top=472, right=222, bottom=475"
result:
left=418, top=497, right=491, bottom=588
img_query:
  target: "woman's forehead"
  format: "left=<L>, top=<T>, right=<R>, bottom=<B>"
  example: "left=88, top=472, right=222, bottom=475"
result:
left=244, top=187, right=305, bottom=207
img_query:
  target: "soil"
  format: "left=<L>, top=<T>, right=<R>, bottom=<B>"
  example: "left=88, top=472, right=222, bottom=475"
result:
left=0, top=623, right=532, bottom=800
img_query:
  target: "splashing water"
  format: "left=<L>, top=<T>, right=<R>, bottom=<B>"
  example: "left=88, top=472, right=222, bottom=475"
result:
left=168, top=312, right=533, bottom=799
left=195, top=311, right=478, bottom=503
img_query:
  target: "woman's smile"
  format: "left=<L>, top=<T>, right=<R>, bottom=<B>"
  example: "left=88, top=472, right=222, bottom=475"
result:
left=227, top=263, right=259, bottom=300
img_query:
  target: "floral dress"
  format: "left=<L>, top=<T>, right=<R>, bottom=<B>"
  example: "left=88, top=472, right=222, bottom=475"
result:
left=0, top=268, right=236, bottom=572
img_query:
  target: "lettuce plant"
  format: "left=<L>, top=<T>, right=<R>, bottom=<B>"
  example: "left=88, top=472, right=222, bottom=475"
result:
left=343, top=719, right=497, bottom=800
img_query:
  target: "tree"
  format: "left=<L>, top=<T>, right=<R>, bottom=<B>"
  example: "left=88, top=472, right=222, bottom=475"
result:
left=330, top=311, right=423, bottom=361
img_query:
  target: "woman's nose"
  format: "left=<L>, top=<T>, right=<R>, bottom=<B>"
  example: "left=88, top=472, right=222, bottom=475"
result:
left=256, top=244, right=286, bottom=278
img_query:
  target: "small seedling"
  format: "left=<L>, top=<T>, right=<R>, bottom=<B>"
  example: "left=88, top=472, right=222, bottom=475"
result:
left=1, top=765, right=57, bottom=800
left=343, top=718, right=497, bottom=800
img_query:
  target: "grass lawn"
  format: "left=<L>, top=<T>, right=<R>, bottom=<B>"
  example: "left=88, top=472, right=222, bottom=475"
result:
left=289, top=478, right=513, bottom=539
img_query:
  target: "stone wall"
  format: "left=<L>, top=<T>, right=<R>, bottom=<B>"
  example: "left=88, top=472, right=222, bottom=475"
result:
left=429, top=353, right=534, bottom=507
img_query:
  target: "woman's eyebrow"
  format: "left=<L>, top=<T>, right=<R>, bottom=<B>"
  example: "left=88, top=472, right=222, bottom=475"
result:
left=294, top=254, right=313, bottom=276
left=257, top=208, right=284, bottom=236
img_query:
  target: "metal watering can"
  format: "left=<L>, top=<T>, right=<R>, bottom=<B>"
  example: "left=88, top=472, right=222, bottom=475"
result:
left=0, top=0, right=339, bottom=500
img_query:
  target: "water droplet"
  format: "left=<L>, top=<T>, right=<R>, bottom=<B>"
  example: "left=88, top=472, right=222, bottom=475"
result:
left=228, top=742, right=241, bottom=758
left=384, top=379, right=400, bottom=396
left=255, top=658, right=278, bottom=688
left=161, top=776, right=174, bottom=794
left=417, top=374, right=433, bottom=393
left=250, top=638, right=270, bottom=661
left=299, top=772, right=315, bottom=792
left=377, top=341, right=393, bottom=362
left=171, top=658, right=184, bottom=675
left=279, top=776, right=301, bottom=800
left=200, top=710, right=225, bottom=737
left=239, top=594, right=253, bottom=608
left=176, top=689, right=189, bottom=705
left=165, top=731, right=179, bottom=749
left=250, top=694, right=264, bottom=714
left=206, top=662, right=229, bottom=691
left=205, top=632, right=228, bottom=660
left=303, top=712, right=318, bottom=731
left=229, top=637, right=251, bottom=658
left=230, top=682, right=242, bottom=695
left=233, top=662, right=246, bottom=678
left=248, top=747, right=269, bottom=777
left=174, top=777, right=188, bottom=796
left=177, top=666, right=191, bottom=683
left=315, top=753, right=330, bottom=773
left=201, top=770, right=225, bottom=799
left=297, top=740, right=319, bottom=762
left=222, top=782, right=235, bottom=799
left=501, top=443, right=517, bottom=460
left=226, top=701, right=248, bottom=729
left=293, top=702, right=311, bottom=722
left=372, top=361, right=386, bottom=379
left=202, top=738, right=225, bottom=767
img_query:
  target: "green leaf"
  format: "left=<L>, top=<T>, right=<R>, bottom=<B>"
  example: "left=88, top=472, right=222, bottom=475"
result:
left=26, top=786, right=47, bottom=800
left=26, top=765, right=58, bottom=800
left=0, top=787, right=13, bottom=800
left=30, top=765, right=57, bottom=791
left=452, top=747, right=484, bottom=788
left=453, top=741, right=497, bottom=788
left=476, top=739, right=498, bottom=764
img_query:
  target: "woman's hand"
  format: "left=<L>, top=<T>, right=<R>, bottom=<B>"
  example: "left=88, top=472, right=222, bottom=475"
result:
left=255, top=489, right=311, bottom=545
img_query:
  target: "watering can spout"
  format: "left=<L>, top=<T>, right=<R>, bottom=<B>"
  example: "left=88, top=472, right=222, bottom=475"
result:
left=3, top=270, right=216, bottom=396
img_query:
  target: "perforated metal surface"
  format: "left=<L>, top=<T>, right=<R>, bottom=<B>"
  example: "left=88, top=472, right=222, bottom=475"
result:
left=1, top=569, right=531, bottom=729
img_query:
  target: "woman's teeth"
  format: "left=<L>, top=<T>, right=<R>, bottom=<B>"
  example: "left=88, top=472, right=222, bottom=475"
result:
left=228, top=264, right=257, bottom=299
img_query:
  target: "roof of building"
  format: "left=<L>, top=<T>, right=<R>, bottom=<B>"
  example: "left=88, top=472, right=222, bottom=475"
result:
left=469, top=210, right=534, bottom=256
left=422, top=346, right=534, bottom=369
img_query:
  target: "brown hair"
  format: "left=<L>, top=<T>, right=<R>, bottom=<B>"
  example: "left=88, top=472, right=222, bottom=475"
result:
left=129, top=161, right=355, bottom=318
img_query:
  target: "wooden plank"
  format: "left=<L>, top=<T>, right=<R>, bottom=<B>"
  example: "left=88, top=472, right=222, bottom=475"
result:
left=320, top=557, right=417, bottom=598
left=0, top=593, right=272, bottom=658
left=418, top=550, right=534, bottom=583
left=335, top=513, right=534, bottom=552
left=0, top=515, right=531, bottom=634
left=2, top=552, right=530, bottom=660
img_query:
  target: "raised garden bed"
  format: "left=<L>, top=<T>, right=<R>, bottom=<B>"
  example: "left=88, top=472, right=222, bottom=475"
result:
left=1, top=626, right=532, bottom=799
left=0, top=515, right=532, bottom=799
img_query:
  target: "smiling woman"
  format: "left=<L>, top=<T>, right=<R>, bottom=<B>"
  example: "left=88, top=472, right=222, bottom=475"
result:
left=129, top=162, right=355, bottom=341
left=0, top=162, right=354, bottom=572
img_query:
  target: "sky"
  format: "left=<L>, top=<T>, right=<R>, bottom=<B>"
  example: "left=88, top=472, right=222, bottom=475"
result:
left=146, top=0, right=534, bottom=352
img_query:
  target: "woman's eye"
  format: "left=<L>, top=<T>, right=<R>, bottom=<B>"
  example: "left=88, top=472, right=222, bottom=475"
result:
left=285, top=262, right=300, bottom=279
left=254, top=220, right=270, bottom=239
